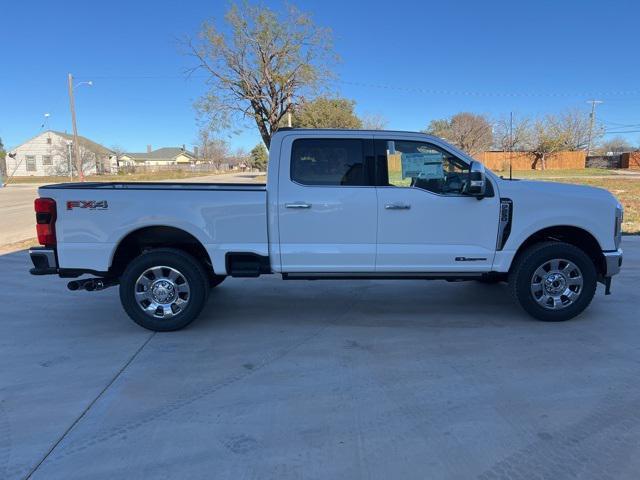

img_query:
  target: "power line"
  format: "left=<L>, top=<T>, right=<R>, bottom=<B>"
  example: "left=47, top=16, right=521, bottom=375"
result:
left=61, top=74, right=640, bottom=99
left=334, top=80, right=640, bottom=99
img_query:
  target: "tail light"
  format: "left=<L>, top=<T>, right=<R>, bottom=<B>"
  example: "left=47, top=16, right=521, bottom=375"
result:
left=34, top=197, right=57, bottom=246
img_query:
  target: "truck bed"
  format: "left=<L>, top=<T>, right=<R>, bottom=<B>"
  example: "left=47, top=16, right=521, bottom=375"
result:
left=40, top=182, right=269, bottom=274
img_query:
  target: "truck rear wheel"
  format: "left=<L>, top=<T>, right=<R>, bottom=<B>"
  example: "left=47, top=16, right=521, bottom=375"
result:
left=119, top=248, right=209, bottom=331
left=509, top=241, right=597, bottom=322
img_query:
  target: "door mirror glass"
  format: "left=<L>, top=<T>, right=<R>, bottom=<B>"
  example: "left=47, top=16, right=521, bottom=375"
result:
left=465, top=161, right=486, bottom=197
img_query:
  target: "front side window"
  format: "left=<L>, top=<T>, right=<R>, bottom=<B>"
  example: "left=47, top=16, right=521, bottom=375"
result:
left=26, top=155, right=37, bottom=172
left=378, top=140, right=469, bottom=195
left=291, top=139, right=367, bottom=186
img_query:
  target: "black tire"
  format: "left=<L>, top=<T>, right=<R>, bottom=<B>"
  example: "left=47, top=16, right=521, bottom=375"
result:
left=119, top=248, right=209, bottom=331
left=509, top=241, right=597, bottom=322
left=209, top=274, right=226, bottom=289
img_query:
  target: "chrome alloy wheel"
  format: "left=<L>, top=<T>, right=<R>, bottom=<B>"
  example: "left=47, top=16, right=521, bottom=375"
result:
left=134, top=266, right=190, bottom=319
left=530, top=258, right=583, bottom=310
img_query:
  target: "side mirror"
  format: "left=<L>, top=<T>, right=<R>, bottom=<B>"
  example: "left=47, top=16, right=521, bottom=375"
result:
left=466, top=161, right=486, bottom=198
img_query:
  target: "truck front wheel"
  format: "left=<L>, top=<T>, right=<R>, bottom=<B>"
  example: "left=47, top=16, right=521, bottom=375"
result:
left=119, top=248, right=209, bottom=331
left=509, top=241, right=597, bottom=322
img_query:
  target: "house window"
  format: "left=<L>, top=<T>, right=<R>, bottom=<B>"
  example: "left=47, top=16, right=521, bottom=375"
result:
left=42, top=155, right=52, bottom=166
left=26, top=155, right=37, bottom=172
left=46, top=137, right=52, bottom=145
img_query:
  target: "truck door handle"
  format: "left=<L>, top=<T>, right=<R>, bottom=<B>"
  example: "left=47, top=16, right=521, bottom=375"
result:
left=285, top=202, right=312, bottom=209
left=385, top=203, right=411, bottom=210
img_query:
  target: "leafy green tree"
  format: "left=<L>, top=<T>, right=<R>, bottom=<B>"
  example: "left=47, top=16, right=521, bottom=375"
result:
left=249, top=143, right=268, bottom=171
left=291, top=96, right=362, bottom=129
left=188, top=2, right=335, bottom=149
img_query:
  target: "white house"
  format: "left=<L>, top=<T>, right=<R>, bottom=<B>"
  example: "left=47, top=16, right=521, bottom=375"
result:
left=5, top=130, right=114, bottom=177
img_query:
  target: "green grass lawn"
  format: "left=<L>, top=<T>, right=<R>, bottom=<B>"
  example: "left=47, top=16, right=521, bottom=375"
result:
left=493, top=168, right=616, bottom=178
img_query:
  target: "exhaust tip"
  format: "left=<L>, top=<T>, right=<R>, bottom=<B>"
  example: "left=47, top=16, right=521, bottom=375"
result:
left=67, top=281, right=80, bottom=291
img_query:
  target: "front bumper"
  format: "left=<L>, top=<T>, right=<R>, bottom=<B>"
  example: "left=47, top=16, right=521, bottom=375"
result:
left=29, top=247, right=58, bottom=275
left=603, top=248, right=623, bottom=277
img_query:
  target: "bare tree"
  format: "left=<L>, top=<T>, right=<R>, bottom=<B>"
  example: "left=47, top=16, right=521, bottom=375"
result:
left=424, top=112, right=493, bottom=155
left=197, top=129, right=230, bottom=170
left=0, top=137, right=6, bottom=178
left=596, top=136, right=633, bottom=155
left=110, top=144, right=127, bottom=172
left=361, top=113, right=388, bottom=130
left=493, top=114, right=532, bottom=152
left=187, top=2, right=334, bottom=149
left=224, top=147, right=249, bottom=170
left=556, top=108, right=601, bottom=151
left=530, top=116, right=567, bottom=170
left=50, top=139, right=105, bottom=176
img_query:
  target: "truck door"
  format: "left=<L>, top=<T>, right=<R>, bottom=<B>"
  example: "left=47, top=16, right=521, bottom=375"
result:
left=277, top=135, right=377, bottom=272
left=374, top=137, right=500, bottom=272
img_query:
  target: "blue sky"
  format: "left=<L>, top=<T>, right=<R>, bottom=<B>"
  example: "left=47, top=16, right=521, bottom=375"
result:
left=1, top=0, right=640, bottom=152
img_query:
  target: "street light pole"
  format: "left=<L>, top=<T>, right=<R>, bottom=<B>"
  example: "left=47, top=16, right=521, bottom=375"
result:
left=67, top=73, right=83, bottom=181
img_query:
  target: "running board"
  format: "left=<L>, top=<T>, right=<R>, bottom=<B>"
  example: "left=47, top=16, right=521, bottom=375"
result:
left=282, top=272, right=484, bottom=281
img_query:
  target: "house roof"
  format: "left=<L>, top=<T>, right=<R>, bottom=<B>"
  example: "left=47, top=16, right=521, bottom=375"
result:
left=7, top=130, right=113, bottom=155
left=124, top=147, right=196, bottom=162
left=51, top=131, right=113, bottom=155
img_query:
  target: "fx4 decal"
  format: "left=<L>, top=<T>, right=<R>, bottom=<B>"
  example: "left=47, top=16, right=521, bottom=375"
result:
left=67, top=200, right=109, bottom=210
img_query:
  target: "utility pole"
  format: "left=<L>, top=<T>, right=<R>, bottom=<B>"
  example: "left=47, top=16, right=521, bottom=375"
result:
left=509, top=111, right=513, bottom=180
left=67, top=141, right=73, bottom=182
left=67, top=73, right=84, bottom=181
left=586, top=100, right=603, bottom=155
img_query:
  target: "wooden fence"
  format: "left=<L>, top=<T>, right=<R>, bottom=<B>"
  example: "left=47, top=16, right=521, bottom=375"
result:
left=474, top=151, right=586, bottom=171
left=388, top=151, right=586, bottom=173
left=621, top=152, right=640, bottom=169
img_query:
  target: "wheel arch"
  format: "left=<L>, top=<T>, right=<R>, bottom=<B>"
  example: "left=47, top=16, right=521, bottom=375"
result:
left=509, top=225, right=606, bottom=276
left=109, top=225, right=213, bottom=277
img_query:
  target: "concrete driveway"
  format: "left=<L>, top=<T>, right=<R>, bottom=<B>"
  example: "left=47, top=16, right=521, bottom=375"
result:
left=1, top=237, right=639, bottom=479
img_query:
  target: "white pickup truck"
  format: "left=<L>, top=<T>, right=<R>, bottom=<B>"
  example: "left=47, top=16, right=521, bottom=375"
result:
left=29, top=129, right=623, bottom=331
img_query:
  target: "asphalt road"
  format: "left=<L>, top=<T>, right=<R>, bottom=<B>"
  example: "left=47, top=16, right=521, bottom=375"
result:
left=0, top=184, right=39, bottom=245
left=0, top=173, right=263, bottom=246
left=1, top=237, right=639, bottom=479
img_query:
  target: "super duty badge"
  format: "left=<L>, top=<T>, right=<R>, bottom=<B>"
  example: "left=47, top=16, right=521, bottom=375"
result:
left=67, top=200, right=109, bottom=210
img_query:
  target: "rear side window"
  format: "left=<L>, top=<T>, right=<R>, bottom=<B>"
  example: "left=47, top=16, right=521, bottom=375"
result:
left=291, top=139, right=367, bottom=186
